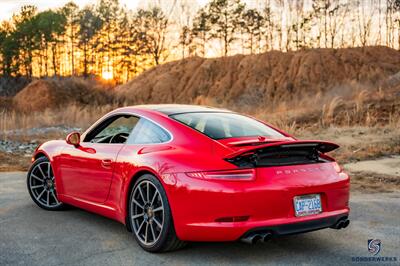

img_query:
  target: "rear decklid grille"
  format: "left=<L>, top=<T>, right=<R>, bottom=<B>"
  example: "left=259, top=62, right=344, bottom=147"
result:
left=224, top=140, right=339, bottom=168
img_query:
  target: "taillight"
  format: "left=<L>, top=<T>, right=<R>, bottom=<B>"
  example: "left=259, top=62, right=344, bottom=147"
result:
left=333, top=162, right=342, bottom=173
left=185, top=169, right=256, bottom=181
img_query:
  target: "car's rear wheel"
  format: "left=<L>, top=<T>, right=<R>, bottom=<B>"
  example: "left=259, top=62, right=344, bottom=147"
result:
left=27, top=157, right=65, bottom=210
left=128, top=174, right=186, bottom=252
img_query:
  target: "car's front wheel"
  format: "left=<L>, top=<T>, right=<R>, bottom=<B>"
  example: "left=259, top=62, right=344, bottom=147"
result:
left=128, top=174, right=186, bottom=252
left=27, top=157, right=65, bottom=210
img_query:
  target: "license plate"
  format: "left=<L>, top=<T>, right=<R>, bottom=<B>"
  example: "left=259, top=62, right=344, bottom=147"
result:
left=294, top=194, right=322, bottom=217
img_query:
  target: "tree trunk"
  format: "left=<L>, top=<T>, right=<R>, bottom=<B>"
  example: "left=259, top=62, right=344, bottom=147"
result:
left=83, top=43, right=88, bottom=77
left=44, top=42, right=48, bottom=77
left=71, top=27, right=75, bottom=76
left=52, top=43, right=58, bottom=76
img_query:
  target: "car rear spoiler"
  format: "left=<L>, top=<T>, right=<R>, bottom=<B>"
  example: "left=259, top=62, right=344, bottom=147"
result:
left=224, top=140, right=339, bottom=160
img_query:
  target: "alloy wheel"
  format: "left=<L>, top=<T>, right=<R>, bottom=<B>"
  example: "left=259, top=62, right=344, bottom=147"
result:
left=28, top=161, right=61, bottom=208
left=131, top=180, right=164, bottom=246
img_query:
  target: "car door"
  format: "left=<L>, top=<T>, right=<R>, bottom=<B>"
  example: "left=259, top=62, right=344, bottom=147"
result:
left=58, top=114, right=140, bottom=203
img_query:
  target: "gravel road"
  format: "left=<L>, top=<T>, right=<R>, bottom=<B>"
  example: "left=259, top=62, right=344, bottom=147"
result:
left=0, top=172, right=399, bottom=265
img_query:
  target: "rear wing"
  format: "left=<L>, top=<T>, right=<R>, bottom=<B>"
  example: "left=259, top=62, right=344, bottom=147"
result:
left=224, top=140, right=339, bottom=167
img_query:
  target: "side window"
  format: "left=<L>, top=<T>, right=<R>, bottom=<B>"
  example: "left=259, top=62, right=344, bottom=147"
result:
left=84, top=115, right=140, bottom=144
left=127, top=118, right=170, bottom=144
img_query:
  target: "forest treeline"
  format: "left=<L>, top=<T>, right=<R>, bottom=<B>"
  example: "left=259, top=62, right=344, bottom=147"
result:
left=0, top=0, right=400, bottom=83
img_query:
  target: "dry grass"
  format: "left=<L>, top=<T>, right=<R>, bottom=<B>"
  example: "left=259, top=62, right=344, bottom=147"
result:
left=2, top=81, right=398, bottom=142
left=0, top=69, right=399, bottom=173
left=349, top=171, right=400, bottom=193
left=297, top=126, right=400, bottom=163
left=0, top=104, right=117, bottom=134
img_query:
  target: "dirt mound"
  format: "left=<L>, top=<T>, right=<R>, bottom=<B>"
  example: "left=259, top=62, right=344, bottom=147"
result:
left=14, top=80, right=67, bottom=112
left=14, top=78, right=116, bottom=112
left=116, top=46, right=400, bottom=106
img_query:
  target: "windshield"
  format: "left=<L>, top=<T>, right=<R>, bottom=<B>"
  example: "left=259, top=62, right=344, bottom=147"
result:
left=171, top=112, right=285, bottom=140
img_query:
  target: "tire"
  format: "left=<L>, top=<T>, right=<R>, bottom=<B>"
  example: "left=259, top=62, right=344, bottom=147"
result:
left=27, top=157, right=65, bottom=211
left=128, top=174, right=186, bottom=252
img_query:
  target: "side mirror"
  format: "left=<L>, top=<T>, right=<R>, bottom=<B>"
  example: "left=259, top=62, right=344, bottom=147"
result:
left=66, top=132, right=81, bottom=147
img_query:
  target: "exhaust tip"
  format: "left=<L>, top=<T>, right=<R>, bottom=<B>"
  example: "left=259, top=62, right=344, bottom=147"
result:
left=331, top=218, right=350, bottom=230
left=342, top=219, right=350, bottom=228
left=252, top=235, right=262, bottom=244
left=337, top=220, right=344, bottom=229
left=241, top=234, right=262, bottom=244
left=261, top=232, right=272, bottom=242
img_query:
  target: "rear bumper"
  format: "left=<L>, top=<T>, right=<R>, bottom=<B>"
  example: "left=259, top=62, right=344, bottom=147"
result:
left=177, top=209, right=349, bottom=241
left=164, top=167, right=350, bottom=242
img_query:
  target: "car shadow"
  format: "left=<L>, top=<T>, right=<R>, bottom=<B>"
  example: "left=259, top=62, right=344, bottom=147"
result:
left=52, top=207, right=349, bottom=262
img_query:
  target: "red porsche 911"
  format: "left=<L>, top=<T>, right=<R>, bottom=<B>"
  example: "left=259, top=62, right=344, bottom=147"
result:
left=27, top=104, right=350, bottom=252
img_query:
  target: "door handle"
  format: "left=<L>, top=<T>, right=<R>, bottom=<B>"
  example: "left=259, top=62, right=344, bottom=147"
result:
left=101, top=159, right=113, bottom=167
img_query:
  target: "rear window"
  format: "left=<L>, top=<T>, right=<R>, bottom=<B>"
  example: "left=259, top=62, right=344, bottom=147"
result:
left=171, top=112, right=285, bottom=140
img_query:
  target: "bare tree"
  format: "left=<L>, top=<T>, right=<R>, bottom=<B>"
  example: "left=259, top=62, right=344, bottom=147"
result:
left=327, top=0, right=341, bottom=48
left=386, top=0, right=395, bottom=47
left=262, top=1, right=274, bottom=51
left=135, top=7, right=169, bottom=65
left=357, top=0, right=374, bottom=47
left=394, top=0, right=400, bottom=49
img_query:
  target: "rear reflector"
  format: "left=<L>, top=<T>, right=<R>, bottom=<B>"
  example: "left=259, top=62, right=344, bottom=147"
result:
left=215, top=216, right=250, bottom=223
left=185, top=169, right=255, bottom=181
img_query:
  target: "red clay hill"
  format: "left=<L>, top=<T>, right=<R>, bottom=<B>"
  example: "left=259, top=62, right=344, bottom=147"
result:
left=116, top=46, right=400, bottom=106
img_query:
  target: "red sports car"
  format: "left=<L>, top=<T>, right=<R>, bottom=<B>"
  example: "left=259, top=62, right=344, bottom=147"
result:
left=27, top=104, right=350, bottom=252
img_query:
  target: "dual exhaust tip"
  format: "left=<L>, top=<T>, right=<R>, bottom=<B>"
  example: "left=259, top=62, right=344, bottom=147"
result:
left=241, top=218, right=350, bottom=244
left=331, top=218, right=350, bottom=230
left=241, top=232, right=273, bottom=244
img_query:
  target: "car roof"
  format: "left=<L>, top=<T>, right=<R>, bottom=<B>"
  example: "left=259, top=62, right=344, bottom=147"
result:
left=126, top=104, right=232, bottom=116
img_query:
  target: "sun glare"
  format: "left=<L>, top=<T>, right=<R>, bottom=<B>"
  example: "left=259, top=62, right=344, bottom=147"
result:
left=102, top=70, right=113, bottom=80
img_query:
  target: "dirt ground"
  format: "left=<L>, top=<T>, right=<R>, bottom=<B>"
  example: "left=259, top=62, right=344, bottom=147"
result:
left=1, top=172, right=399, bottom=265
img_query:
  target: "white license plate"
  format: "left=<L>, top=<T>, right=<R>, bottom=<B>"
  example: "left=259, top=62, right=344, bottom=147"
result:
left=294, top=194, right=322, bottom=217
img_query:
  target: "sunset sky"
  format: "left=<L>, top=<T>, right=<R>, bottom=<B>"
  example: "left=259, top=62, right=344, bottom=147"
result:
left=0, top=0, right=215, bottom=21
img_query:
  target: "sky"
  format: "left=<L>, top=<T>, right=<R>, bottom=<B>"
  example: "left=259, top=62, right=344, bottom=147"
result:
left=0, top=0, right=213, bottom=21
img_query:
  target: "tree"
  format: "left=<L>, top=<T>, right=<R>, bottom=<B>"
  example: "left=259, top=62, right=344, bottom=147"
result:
left=394, top=0, right=400, bottom=49
left=327, top=0, right=342, bottom=48
left=179, top=25, right=192, bottom=58
left=242, top=9, right=264, bottom=54
left=1, top=0, right=400, bottom=81
left=357, top=0, right=374, bottom=47
left=191, top=8, right=211, bottom=56
left=274, top=0, right=285, bottom=51
left=386, top=0, right=396, bottom=47
left=206, top=0, right=245, bottom=56
left=135, top=7, right=169, bottom=65
left=61, top=2, right=79, bottom=75
left=262, top=2, right=274, bottom=51
left=78, top=7, right=103, bottom=77
left=96, top=0, right=123, bottom=79
left=13, top=5, right=38, bottom=77
left=119, top=12, right=148, bottom=81
left=0, top=21, right=19, bottom=76
left=34, top=10, right=67, bottom=76
left=312, top=0, right=327, bottom=48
